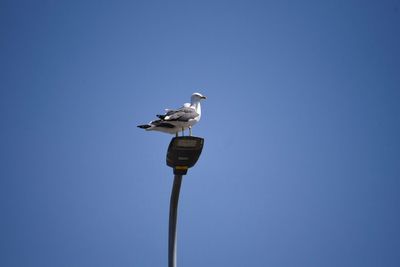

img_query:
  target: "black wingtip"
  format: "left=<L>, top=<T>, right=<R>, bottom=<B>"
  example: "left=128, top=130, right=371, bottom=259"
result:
left=156, top=114, right=166, bottom=120
left=137, top=124, right=151, bottom=129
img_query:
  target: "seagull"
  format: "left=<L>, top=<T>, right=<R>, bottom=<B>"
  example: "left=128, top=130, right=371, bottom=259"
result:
left=137, top=92, right=206, bottom=136
left=136, top=103, right=190, bottom=135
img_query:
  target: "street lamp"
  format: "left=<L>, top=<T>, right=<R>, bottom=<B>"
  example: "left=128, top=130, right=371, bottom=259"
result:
left=166, top=136, right=204, bottom=267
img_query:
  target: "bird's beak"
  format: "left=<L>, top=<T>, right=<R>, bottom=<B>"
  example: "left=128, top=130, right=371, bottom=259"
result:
left=201, top=96, right=207, bottom=99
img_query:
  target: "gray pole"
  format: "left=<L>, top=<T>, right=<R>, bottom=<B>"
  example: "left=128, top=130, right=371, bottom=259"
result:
left=169, top=175, right=183, bottom=267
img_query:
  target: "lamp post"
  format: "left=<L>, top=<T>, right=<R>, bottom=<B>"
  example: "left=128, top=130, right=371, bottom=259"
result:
left=166, top=136, right=204, bottom=267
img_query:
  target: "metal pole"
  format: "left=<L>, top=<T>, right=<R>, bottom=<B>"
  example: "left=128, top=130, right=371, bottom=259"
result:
left=169, top=174, right=183, bottom=267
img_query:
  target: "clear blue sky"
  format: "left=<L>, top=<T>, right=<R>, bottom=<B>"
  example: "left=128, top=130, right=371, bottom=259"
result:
left=1, top=1, right=399, bottom=266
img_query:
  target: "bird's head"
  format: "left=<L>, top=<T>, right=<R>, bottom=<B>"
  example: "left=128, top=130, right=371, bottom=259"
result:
left=191, top=92, right=207, bottom=103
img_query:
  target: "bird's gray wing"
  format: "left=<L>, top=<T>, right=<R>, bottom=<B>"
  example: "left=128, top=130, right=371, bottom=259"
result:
left=156, top=108, right=181, bottom=120
left=164, top=107, right=199, bottom=121
left=151, top=120, right=176, bottom=128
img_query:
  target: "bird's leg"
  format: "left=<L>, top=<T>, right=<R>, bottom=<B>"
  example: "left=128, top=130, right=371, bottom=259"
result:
left=175, top=132, right=178, bottom=138
left=189, top=126, right=192, bottom=136
left=181, top=127, right=184, bottom=136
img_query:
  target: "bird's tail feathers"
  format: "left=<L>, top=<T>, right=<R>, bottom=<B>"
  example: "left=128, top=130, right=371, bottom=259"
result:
left=137, top=124, right=151, bottom=129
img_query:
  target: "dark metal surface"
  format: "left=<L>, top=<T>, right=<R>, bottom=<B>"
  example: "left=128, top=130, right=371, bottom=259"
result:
left=166, top=136, right=204, bottom=175
left=168, top=175, right=183, bottom=267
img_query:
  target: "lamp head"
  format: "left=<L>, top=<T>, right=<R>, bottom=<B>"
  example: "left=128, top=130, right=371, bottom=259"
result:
left=166, top=136, right=204, bottom=175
